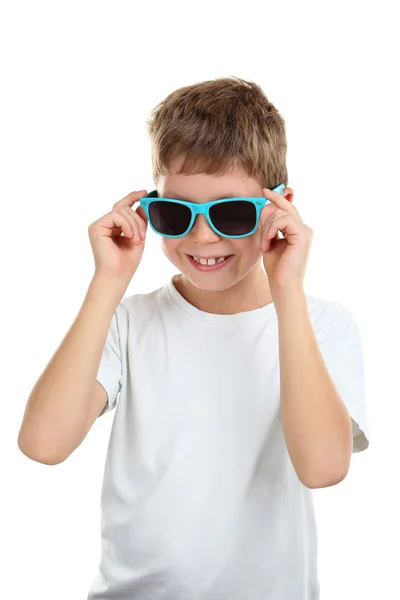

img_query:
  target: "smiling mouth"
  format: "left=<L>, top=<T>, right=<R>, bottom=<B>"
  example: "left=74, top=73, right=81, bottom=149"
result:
left=185, top=254, right=236, bottom=272
left=187, top=254, right=233, bottom=262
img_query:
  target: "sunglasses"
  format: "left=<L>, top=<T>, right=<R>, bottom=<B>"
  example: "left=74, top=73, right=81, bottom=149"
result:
left=139, top=183, right=285, bottom=238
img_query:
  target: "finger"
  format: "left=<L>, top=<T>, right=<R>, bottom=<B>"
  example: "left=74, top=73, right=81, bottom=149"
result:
left=260, top=207, right=283, bottom=234
left=105, top=209, right=137, bottom=242
left=119, top=206, right=143, bottom=244
left=260, top=215, right=286, bottom=251
left=134, top=206, right=149, bottom=240
left=262, top=188, right=300, bottom=218
left=112, top=189, right=147, bottom=210
left=116, top=209, right=138, bottom=242
left=259, top=203, right=278, bottom=229
left=135, top=204, right=149, bottom=226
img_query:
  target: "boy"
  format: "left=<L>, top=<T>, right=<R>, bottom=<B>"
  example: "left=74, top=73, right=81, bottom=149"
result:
left=18, top=76, right=370, bottom=599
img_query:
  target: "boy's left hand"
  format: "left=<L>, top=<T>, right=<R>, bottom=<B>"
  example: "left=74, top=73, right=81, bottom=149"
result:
left=259, top=188, right=313, bottom=295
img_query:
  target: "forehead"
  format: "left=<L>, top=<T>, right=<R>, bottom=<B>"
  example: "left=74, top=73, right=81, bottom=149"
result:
left=164, top=190, right=241, bottom=201
left=160, top=161, right=259, bottom=202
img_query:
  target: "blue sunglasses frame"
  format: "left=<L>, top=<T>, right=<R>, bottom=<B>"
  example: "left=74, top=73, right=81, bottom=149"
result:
left=139, top=183, right=285, bottom=238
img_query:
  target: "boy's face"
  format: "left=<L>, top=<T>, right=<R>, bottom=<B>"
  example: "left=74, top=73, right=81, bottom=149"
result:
left=158, top=157, right=293, bottom=296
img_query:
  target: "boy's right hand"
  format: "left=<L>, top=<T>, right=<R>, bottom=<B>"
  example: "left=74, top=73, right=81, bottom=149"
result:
left=88, top=190, right=149, bottom=282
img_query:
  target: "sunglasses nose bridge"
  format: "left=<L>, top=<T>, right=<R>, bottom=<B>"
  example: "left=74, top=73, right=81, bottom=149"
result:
left=188, top=210, right=220, bottom=238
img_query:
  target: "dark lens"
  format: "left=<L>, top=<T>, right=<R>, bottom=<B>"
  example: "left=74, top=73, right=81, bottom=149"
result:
left=149, top=201, right=192, bottom=236
left=209, top=201, right=256, bottom=236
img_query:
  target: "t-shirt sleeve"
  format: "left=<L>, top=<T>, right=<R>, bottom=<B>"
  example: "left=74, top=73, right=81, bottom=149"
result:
left=316, top=302, right=370, bottom=453
left=96, top=307, right=122, bottom=417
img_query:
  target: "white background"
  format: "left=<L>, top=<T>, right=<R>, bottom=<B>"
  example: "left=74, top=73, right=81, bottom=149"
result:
left=1, top=1, right=398, bottom=598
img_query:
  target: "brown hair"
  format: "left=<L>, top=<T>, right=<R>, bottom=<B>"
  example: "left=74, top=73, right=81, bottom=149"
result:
left=145, top=76, right=288, bottom=192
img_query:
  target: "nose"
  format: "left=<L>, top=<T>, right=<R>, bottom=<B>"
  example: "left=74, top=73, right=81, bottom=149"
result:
left=187, top=214, right=221, bottom=242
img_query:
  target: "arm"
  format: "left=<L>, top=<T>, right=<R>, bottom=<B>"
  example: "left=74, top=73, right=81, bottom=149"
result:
left=275, top=289, right=353, bottom=489
left=18, top=274, right=127, bottom=465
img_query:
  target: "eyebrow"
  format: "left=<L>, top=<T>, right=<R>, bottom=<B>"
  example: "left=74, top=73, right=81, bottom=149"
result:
left=164, top=192, right=241, bottom=201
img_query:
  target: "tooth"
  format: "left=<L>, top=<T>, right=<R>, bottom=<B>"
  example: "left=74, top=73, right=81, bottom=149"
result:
left=192, top=255, right=228, bottom=265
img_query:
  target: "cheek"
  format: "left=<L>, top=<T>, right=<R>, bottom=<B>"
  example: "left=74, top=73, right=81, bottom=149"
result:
left=241, top=236, right=264, bottom=261
left=235, top=236, right=260, bottom=254
left=161, top=238, right=182, bottom=255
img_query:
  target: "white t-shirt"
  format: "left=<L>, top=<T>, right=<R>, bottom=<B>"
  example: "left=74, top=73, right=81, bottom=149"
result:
left=87, top=274, right=369, bottom=600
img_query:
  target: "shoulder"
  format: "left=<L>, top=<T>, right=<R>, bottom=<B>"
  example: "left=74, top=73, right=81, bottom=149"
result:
left=305, top=294, right=359, bottom=337
left=122, top=283, right=166, bottom=315
left=117, top=283, right=171, bottom=334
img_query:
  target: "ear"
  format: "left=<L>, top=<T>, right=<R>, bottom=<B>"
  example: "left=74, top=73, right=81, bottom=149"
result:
left=283, top=187, right=294, bottom=203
